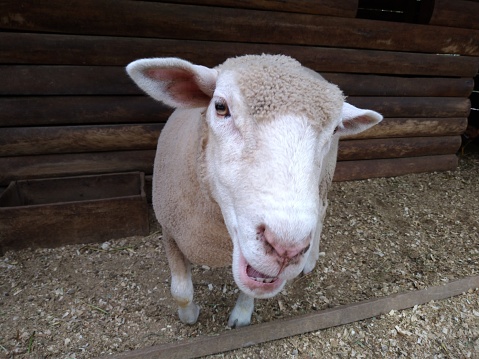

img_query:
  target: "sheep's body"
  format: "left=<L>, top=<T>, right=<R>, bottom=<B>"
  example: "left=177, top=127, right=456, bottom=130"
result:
left=127, top=55, right=382, bottom=327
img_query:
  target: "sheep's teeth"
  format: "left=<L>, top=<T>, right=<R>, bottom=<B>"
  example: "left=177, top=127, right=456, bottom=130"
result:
left=254, top=277, right=265, bottom=283
left=264, top=278, right=274, bottom=283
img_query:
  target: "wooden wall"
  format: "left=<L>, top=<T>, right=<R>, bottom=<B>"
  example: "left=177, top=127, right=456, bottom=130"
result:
left=1, top=0, right=478, bottom=192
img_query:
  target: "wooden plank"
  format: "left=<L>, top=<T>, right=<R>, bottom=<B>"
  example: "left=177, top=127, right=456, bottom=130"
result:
left=2, top=1, right=478, bottom=55
left=0, top=124, right=162, bottom=156
left=164, top=0, right=358, bottom=17
left=0, top=150, right=156, bottom=186
left=0, top=96, right=470, bottom=127
left=348, top=97, right=471, bottom=118
left=97, top=276, right=479, bottom=359
left=0, top=171, right=150, bottom=251
left=2, top=34, right=479, bottom=77
left=337, top=136, right=461, bottom=161
left=0, top=96, right=172, bottom=127
left=429, top=0, right=479, bottom=30
left=1, top=66, right=474, bottom=97
left=344, top=117, right=468, bottom=140
left=334, top=154, right=458, bottom=181
left=324, top=74, right=474, bottom=98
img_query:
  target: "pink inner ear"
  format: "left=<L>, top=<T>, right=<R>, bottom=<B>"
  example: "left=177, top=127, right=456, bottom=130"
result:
left=146, top=68, right=210, bottom=106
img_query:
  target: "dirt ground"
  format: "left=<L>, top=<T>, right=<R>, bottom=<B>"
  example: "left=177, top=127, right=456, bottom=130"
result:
left=1, top=145, right=478, bottom=358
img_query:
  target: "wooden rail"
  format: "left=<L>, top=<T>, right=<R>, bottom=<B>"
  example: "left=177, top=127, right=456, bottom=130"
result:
left=97, top=276, right=479, bottom=359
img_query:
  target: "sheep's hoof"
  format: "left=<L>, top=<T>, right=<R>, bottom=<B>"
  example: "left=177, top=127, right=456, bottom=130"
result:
left=178, top=302, right=200, bottom=325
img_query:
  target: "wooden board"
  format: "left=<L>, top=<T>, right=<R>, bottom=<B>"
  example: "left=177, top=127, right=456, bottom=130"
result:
left=2, top=1, right=478, bottom=55
left=0, top=97, right=171, bottom=127
left=337, top=136, right=461, bottom=161
left=0, top=124, right=162, bottom=156
left=0, top=150, right=156, bottom=186
left=1, top=66, right=474, bottom=97
left=165, top=0, right=359, bottom=17
left=0, top=96, right=470, bottom=127
left=97, top=275, right=479, bottom=359
left=2, top=33, right=479, bottom=77
left=0, top=172, right=149, bottom=252
left=344, top=117, right=468, bottom=140
left=333, top=154, right=458, bottom=181
left=429, top=0, right=479, bottom=30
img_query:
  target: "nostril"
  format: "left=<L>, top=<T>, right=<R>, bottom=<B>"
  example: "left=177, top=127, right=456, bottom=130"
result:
left=256, top=224, right=266, bottom=241
left=302, top=243, right=311, bottom=254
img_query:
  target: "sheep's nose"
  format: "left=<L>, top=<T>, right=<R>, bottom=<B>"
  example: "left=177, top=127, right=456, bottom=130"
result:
left=256, top=224, right=311, bottom=260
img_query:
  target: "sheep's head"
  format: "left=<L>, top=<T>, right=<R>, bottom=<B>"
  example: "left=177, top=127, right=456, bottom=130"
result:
left=127, top=55, right=382, bottom=299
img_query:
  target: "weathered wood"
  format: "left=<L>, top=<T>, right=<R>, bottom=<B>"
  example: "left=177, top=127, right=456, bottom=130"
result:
left=1, top=66, right=474, bottom=98
left=2, top=1, right=478, bottom=55
left=0, top=124, right=162, bottom=156
left=0, top=97, right=171, bottom=127
left=323, top=74, right=474, bottom=98
left=0, top=172, right=149, bottom=251
left=2, top=33, right=479, bottom=77
left=337, top=136, right=461, bottom=161
left=429, top=0, right=479, bottom=30
left=98, top=276, right=479, bottom=359
left=164, top=0, right=359, bottom=17
left=333, top=155, right=458, bottom=181
left=344, top=118, right=468, bottom=140
left=0, top=96, right=470, bottom=127
left=348, top=97, right=471, bottom=118
left=0, top=150, right=156, bottom=186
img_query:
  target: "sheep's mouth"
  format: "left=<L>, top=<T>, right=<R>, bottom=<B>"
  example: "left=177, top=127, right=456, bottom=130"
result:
left=246, top=264, right=278, bottom=284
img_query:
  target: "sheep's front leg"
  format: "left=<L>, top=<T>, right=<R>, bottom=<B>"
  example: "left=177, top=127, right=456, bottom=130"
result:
left=228, top=291, right=254, bottom=328
left=163, top=232, right=200, bottom=325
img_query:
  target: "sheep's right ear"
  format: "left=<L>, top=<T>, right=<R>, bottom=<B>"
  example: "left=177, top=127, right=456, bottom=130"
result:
left=126, top=58, right=218, bottom=108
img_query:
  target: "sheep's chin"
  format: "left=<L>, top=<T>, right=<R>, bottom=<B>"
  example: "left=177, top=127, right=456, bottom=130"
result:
left=232, top=248, right=286, bottom=299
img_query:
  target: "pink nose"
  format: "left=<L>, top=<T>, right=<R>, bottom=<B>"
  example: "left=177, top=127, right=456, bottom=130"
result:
left=256, top=224, right=311, bottom=260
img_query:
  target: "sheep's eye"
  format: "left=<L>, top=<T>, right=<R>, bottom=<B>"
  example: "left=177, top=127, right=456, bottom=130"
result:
left=333, top=126, right=339, bottom=134
left=215, top=101, right=230, bottom=117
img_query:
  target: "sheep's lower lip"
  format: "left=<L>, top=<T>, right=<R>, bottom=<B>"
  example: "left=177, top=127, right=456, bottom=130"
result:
left=238, top=252, right=284, bottom=293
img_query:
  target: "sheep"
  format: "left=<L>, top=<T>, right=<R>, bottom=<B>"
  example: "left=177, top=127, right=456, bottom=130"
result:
left=126, top=54, right=382, bottom=328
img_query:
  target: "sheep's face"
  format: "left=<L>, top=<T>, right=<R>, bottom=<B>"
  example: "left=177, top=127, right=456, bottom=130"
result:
left=126, top=55, right=382, bottom=299
left=204, top=67, right=342, bottom=298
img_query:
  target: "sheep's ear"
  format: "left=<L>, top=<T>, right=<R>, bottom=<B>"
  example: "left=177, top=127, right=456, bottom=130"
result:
left=126, top=58, right=218, bottom=108
left=336, top=102, right=383, bottom=137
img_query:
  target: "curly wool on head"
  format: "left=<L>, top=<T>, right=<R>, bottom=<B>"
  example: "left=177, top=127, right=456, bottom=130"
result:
left=217, top=54, right=345, bottom=130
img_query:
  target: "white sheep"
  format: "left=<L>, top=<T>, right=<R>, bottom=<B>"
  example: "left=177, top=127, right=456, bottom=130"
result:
left=126, top=55, right=382, bottom=327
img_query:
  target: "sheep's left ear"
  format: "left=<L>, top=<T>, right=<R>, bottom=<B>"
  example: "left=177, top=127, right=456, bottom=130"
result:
left=336, top=102, right=383, bottom=137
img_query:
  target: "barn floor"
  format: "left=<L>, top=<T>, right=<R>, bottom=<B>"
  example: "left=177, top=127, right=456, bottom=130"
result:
left=1, top=145, right=478, bottom=358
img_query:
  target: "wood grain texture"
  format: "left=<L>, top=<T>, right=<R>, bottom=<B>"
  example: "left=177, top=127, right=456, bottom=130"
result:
left=1, top=66, right=474, bottom=97
left=333, top=155, right=458, bottom=181
left=0, top=150, right=156, bottom=186
left=0, top=96, right=470, bottom=127
left=2, top=0, right=478, bottom=55
left=0, top=124, right=162, bottom=156
left=343, top=118, right=468, bottom=140
left=97, top=276, right=479, bottom=359
left=164, top=0, right=359, bottom=17
left=429, top=0, right=479, bottom=30
left=2, top=33, right=478, bottom=77
left=337, top=136, right=461, bottom=161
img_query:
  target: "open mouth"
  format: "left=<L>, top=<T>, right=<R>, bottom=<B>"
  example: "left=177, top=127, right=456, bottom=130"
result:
left=246, top=264, right=278, bottom=284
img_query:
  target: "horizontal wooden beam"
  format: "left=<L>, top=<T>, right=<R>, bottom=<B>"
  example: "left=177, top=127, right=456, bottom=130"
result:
left=164, top=0, right=359, bottom=17
left=2, top=1, right=478, bottom=55
left=0, top=96, right=470, bottom=127
left=337, top=136, right=461, bottom=161
left=0, top=152, right=459, bottom=186
left=97, top=276, right=479, bottom=359
left=429, top=0, right=479, bottom=30
left=333, top=154, right=458, bottom=181
left=344, top=117, right=467, bottom=139
left=2, top=34, right=478, bottom=77
left=0, top=150, right=156, bottom=186
left=0, top=66, right=474, bottom=97
left=0, top=124, right=163, bottom=156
